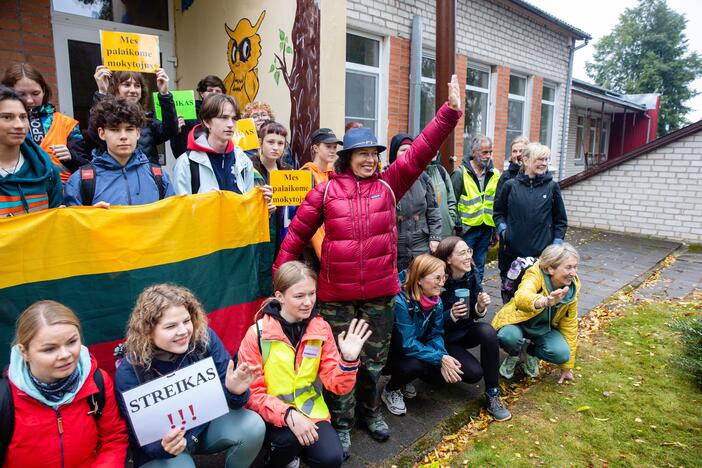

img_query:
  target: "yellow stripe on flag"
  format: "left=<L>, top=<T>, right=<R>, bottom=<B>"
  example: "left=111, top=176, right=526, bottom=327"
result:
left=0, top=191, right=269, bottom=289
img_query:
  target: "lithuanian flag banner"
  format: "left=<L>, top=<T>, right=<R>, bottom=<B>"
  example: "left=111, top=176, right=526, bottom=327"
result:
left=0, top=191, right=271, bottom=369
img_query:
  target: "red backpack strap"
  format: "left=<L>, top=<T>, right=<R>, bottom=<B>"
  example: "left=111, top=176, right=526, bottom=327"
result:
left=79, top=163, right=96, bottom=206
left=149, top=163, right=166, bottom=200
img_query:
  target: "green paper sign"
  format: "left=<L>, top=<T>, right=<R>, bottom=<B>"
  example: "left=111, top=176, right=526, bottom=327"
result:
left=153, top=90, right=197, bottom=121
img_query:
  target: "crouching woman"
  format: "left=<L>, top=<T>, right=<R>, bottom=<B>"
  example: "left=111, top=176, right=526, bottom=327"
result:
left=492, top=243, right=580, bottom=383
left=3, top=301, right=127, bottom=467
left=114, top=284, right=265, bottom=467
left=237, top=261, right=371, bottom=467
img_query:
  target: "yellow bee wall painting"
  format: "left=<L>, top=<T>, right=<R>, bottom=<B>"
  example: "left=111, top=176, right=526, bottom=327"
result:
left=223, top=11, right=266, bottom=109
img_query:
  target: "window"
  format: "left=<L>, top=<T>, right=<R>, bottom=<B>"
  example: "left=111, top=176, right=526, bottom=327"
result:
left=419, top=57, right=436, bottom=130
left=345, top=33, right=382, bottom=135
left=464, top=64, right=491, bottom=155
left=52, top=0, right=169, bottom=31
left=575, top=115, right=584, bottom=163
left=506, top=74, right=527, bottom=156
left=539, top=83, right=556, bottom=148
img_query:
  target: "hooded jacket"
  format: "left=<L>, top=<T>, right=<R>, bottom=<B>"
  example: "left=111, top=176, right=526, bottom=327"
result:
left=274, top=103, right=462, bottom=302
left=391, top=287, right=447, bottom=367
left=440, top=268, right=485, bottom=343
left=0, top=137, right=63, bottom=216
left=493, top=171, right=567, bottom=258
left=6, top=347, right=128, bottom=468
left=425, top=159, right=458, bottom=238
left=237, top=301, right=359, bottom=427
left=388, top=133, right=442, bottom=271
left=114, top=327, right=250, bottom=467
left=492, top=261, right=580, bottom=369
left=87, top=92, right=179, bottom=165
left=495, top=160, right=521, bottom=202
left=63, top=148, right=174, bottom=206
left=172, top=124, right=255, bottom=195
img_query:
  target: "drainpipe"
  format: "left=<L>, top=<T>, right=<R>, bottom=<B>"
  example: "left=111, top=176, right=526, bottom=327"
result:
left=408, top=15, right=423, bottom=137
left=558, top=37, right=589, bottom=180
left=644, top=112, right=652, bottom=143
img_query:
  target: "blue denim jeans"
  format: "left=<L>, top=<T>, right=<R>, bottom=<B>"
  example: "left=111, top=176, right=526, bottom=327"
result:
left=461, top=224, right=494, bottom=283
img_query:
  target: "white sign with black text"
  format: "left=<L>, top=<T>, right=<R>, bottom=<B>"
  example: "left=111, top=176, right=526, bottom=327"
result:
left=121, top=357, right=229, bottom=446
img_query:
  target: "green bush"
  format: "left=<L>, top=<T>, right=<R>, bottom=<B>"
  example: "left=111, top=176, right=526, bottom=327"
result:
left=669, top=316, right=702, bottom=388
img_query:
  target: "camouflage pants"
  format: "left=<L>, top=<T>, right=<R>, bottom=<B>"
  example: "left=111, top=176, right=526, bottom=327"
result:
left=318, top=295, right=395, bottom=431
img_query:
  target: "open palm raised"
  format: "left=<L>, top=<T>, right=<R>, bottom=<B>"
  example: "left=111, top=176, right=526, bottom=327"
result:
left=337, top=318, right=372, bottom=362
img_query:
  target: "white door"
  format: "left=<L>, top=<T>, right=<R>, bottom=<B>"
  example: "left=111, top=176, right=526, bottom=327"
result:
left=51, top=0, right=177, bottom=167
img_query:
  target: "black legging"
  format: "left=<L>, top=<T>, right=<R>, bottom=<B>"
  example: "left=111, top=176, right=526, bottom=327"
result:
left=387, top=322, right=500, bottom=390
left=265, top=420, right=344, bottom=468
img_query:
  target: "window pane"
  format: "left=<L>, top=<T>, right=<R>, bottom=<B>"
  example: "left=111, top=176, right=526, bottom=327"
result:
left=345, top=71, right=377, bottom=134
left=509, top=75, right=526, bottom=96
left=467, top=67, right=489, bottom=89
left=53, top=0, right=169, bottom=30
left=539, top=103, right=554, bottom=147
left=421, top=57, right=435, bottom=79
left=346, top=34, right=379, bottom=67
left=420, top=81, right=436, bottom=129
left=506, top=99, right=525, bottom=156
left=464, top=90, right=488, bottom=145
left=542, top=85, right=556, bottom=103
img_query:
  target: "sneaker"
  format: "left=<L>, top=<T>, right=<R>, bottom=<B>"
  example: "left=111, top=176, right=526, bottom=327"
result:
left=401, top=382, right=417, bottom=399
left=366, top=417, right=390, bottom=441
left=485, top=388, right=512, bottom=421
left=381, top=387, right=407, bottom=415
left=336, top=429, right=351, bottom=460
left=499, top=355, right=520, bottom=379
left=524, top=354, right=540, bottom=378
left=285, top=457, right=300, bottom=468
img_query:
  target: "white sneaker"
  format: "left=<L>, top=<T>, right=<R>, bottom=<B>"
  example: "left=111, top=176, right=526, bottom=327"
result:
left=381, top=386, right=407, bottom=415
left=401, top=382, right=417, bottom=399
left=285, top=457, right=300, bottom=468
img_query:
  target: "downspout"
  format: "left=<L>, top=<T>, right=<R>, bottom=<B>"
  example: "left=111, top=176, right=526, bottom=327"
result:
left=408, top=15, right=423, bottom=136
left=644, top=112, right=652, bottom=143
left=558, top=37, right=589, bottom=180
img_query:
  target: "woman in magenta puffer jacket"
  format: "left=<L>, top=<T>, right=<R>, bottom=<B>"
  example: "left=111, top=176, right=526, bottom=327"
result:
left=273, top=76, right=462, bottom=455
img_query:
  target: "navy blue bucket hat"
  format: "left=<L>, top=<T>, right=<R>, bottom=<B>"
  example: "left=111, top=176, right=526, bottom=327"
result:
left=337, top=127, right=387, bottom=158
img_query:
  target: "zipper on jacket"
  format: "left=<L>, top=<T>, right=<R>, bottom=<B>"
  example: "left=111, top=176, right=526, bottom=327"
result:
left=55, top=408, right=65, bottom=468
left=356, top=179, right=365, bottom=289
left=122, top=167, right=132, bottom=205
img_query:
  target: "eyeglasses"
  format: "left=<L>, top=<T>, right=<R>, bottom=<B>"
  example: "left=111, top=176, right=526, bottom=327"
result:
left=424, top=274, right=448, bottom=284
left=250, top=113, right=270, bottom=120
left=453, top=249, right=473, bottom=258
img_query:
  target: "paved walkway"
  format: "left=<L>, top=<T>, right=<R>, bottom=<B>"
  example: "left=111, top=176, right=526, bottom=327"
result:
left=347, top=227, right=681, bottom=467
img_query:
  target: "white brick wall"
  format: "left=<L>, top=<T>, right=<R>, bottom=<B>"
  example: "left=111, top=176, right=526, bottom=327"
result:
left=347, top=0, right=574, bottom=169
left=561, top=130, right=702, bottom=244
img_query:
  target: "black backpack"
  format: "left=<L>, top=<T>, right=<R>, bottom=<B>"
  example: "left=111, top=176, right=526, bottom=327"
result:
left=0, top=368, right=106, bottom=464
left=78, top=163, right=166, bottom=206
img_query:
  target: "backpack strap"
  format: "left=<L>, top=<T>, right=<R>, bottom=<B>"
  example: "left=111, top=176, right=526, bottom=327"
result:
left=87, top=368, right=106, bottom=421
left=0, top=373, right=14, bottom=465
left=255, top=318, right=271, bottom=365
left=189, top=153, right=200, bottom=194
left=149, top=164, right=166, bottom=200
left=79, top=163, right=96, bottom=206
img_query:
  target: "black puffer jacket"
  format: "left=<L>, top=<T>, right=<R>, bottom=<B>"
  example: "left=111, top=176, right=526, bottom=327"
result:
left=87, top=91, right=179, bottom=165
left=493, top=171, right=567, bottom=258
left=495, top=161, right=520, bottom=202
left=388, top=133, right=442, bottom=270
left=440, top=269, right=483, bottom=343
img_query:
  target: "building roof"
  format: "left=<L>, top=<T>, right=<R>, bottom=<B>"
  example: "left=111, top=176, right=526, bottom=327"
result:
left=559, top=119, right=702, bottom=189
left=572, top=79, right=648, bottom=112
left=506, top=0, right=591, bottom=40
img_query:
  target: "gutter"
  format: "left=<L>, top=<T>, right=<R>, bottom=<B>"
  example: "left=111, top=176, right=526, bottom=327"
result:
left=558, top=37, right=589, bottom=180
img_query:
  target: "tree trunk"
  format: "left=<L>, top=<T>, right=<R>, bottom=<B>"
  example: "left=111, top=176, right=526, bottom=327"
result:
left=287, top=0, right=320, bottom=165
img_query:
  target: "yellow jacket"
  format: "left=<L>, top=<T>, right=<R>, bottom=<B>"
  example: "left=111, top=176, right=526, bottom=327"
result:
left=492, top=261, right=580, bottom=369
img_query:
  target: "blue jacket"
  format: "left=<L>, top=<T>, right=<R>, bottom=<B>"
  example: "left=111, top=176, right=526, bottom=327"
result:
left=114, top=328, right=249, bottom=467
left=392, top=288, right=447, bottom=366
left=63, top=149, right=174, bottom=206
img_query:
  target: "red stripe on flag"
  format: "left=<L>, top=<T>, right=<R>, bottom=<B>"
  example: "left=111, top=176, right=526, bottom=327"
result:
left=88, top=298, right=266, bottom=376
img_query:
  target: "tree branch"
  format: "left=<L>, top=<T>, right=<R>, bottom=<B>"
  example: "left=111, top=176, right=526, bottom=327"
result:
left=273, top=52, right=292, bottom=88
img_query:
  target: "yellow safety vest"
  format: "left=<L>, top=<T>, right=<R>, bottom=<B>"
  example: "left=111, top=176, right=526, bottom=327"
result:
left=456, top=165, right=500, bottom=227
left=258, top=319, right=330, bottom=419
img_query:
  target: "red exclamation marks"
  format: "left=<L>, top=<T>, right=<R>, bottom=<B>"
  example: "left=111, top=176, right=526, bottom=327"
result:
left=178, top=409, right=186, bottom=428
left=167, top=413, right=175, bottom=429
left=188, top=404, right=197, bottom=421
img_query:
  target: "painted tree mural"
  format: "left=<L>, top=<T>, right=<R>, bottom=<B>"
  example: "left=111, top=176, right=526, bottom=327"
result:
left=269, top=0, right=320, bottom=165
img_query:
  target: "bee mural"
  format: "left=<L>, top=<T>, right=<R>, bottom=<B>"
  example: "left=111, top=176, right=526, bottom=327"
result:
left=223, top=11, right=266, bottom=109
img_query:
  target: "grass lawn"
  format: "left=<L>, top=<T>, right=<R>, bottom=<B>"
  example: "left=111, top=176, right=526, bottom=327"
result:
left=446, top=299, right=702, bottom=467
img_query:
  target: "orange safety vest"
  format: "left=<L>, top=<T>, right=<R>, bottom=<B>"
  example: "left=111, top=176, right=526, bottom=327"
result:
left=40, top=112, right=80, bottom=182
